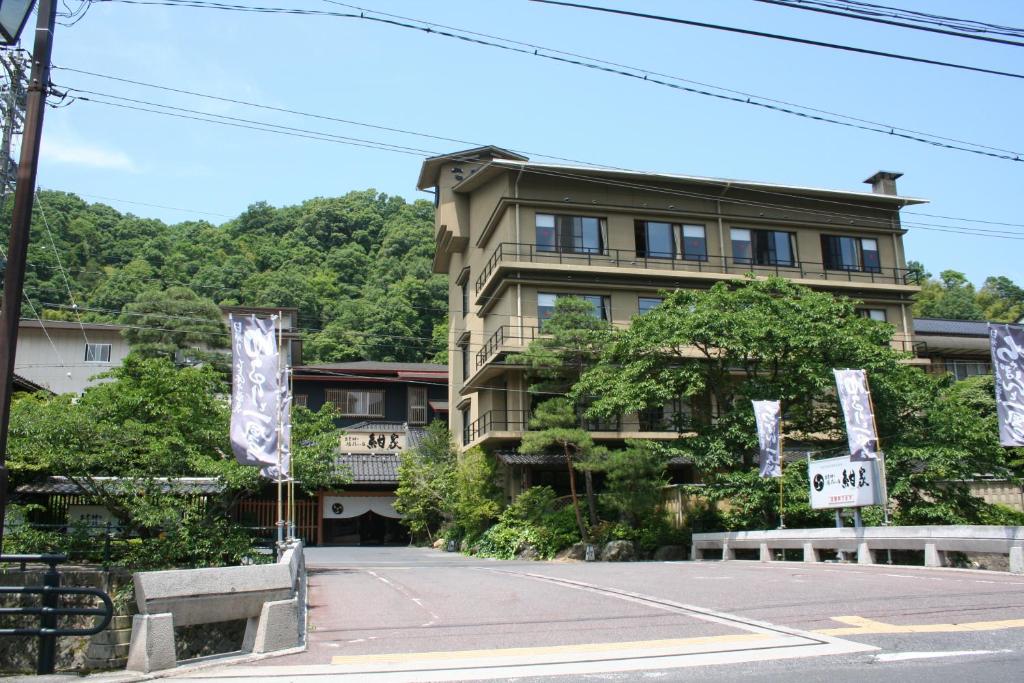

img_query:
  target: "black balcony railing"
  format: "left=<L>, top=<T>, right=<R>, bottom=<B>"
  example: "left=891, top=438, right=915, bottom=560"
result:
left=464, top=409, right=532, bottom=445
left=475, top=242, right=921, bottom=294
left=475, top=325, right=541, bottom=371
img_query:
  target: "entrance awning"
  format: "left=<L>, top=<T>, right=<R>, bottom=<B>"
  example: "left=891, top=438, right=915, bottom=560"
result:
left=323, top=495, right=402, bottom=519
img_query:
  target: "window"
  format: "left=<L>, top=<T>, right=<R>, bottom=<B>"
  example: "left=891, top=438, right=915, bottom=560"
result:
left=634, top=222, right=707, bottom=261
left=638, top=297, right=663, bottom=316
left=536, top=213, right=606, bottom=254
left=294, top=394, right=308, bottom=408
left=461, top=406, right=471, bottom=445
left=461, top=280, right=469, bottom=319
left=538, top=292, right=610, bottom=329
left=822, top=235, right=882, bottom=273
left=858, top=308, right=887, bottom=322
left=324, top=389, right=385, bottom=417
left=639, top=399, right=692, bottom=431
left=460, top=341, right=470, bottom=382
left=732, top=228, right=796, bottom=267
left=408, top=386, right=428, bottom=425
left=84, top=343, right=111, bottom=363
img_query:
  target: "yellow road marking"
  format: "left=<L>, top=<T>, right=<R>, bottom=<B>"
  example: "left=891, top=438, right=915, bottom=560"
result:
left=815, top=615, right=1024, bottom=636
left=330, top=632, right=772, bottom=665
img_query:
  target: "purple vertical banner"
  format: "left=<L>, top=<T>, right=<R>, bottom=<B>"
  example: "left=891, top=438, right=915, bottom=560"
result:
left=990, top=324, right=1024, bottom=447
left=229, top=314, right=280, bottom=469
left=752, top=400, right=782, bottom=478
left=834, top=369, right=879, bottom=461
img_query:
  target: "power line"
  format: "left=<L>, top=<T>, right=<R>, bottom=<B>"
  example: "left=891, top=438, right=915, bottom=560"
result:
left=782, top=0, right=1024, bottom=39
left=35, top=190, right=91, bottom=347
left=88, top=0, right=1023, bottom=162
left=753, top=0, right=1024, bottom=48
left=530, top=0, right=1024, bottom=80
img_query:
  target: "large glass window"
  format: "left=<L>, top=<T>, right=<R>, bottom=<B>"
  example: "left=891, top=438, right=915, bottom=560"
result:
left=539, top=292, right=610, bottom=329
left=536, top=214, right=605, bottom=254
left=822, top=235, right=882, bottom=273
left=635, top=221, right=707, bottom=261
left=732, top=228, right=796, bottom=267
left=682, top=225, right=707, bottom=261
left=638, top=297, right=663, bottom=316
left=84, top=343, right=111, bottom=363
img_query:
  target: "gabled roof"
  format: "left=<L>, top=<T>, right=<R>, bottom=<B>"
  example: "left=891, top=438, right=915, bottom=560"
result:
left=336, top=453, right=401, bottom=484
left=416, top=145, right=528, bottom=190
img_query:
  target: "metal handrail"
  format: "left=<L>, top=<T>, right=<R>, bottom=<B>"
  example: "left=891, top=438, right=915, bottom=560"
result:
left=0, top=553, right=113, bottom=674
left=475, top=242, right=921, bottom=294
left=475, top=325, right=542, bottom=370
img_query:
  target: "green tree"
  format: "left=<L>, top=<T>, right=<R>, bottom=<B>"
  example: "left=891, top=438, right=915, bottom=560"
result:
left=119, top=286, right=227, bottom=364
left=913, top=268, right=985, bottom=320
left=395, top=421, right=457, bottom=542
left=596, top=441, right=669, bottom=529
left=976, top=276, right=1024, bottom=323
left=511, top=296, right=612, bottom=526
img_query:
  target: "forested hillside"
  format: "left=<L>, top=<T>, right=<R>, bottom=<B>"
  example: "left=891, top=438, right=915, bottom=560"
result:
left=9, top=189, right=448, bottom=363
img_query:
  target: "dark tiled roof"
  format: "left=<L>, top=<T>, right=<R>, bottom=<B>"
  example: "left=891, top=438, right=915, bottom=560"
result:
left=16, top=476, right=224, bottom=495
left=495, top=452, right=692, bottom=466
left=913, top=318, right=990, bottom=337
left=336, top=453, right=401, bottom=484
left=296, top=361, right=447, bottom=373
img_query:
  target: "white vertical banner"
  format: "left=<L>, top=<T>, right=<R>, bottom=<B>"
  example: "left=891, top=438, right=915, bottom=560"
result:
left=229, top=314, right=280, bottom=469
left=262, top=368, right=292, bottom=480
left=834, top=369, right=880, bottom=462
left=752, top=400, right=782, bottom=478
left=990, top=323, right=1024, bottom=447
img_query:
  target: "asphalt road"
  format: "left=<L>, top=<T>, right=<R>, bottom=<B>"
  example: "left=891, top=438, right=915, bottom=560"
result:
left=179, top=546, right=1024, bottom=682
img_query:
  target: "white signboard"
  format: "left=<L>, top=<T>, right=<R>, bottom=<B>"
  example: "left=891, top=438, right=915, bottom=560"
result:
left=340, top=430, right=406, bottom=453
left=808, top=456, right=881, bottom=510
left=67, top=505, right=121, bottom=532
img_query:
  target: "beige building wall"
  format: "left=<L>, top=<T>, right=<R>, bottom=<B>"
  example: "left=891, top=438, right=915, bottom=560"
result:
left=15, top=322, right=130, bottom=395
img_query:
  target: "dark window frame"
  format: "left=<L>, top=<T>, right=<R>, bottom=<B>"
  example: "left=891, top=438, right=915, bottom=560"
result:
left=821, top=234, right=883, bottom=274
left=731, top=228, right=797, bottom=268
left=536, top=213, right=607, bottom=255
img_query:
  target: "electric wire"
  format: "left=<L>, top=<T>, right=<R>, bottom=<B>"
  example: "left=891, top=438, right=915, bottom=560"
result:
left=530, top=0, right=1024, bottom=80
left=84, top=0, right=1023, bottom=161
left=34, top=190, right=91, bottom=346
left=752, top=0, right=1024, bottom=48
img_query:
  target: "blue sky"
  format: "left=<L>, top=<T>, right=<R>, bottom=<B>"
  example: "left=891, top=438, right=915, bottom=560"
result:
left=30, top=0, right=1024, bottom=285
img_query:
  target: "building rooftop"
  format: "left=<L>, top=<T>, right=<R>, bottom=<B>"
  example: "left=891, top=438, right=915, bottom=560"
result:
left=913, top=318, right=990, bottom=337
left=19, top=319, right=126, bottom=332
left=17, top=476, right=225, bottom=495
left=296, top=361, right=447, bottom=373
left=336, top=453, right=401, bottom=484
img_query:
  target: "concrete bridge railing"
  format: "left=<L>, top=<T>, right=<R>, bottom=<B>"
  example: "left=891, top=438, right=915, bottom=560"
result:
left=692, top=526, right=1024, bottom=574
left=126, top=541, right=305, bottom=673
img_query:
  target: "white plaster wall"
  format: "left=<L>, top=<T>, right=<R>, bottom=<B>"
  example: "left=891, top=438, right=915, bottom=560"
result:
left=15, top=326, right=130, bottom=394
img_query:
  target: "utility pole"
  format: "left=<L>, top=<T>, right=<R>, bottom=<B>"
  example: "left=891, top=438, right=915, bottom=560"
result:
left=0, top=51, right=26, bottom=209
left=0, top=0, right=58, bottom=553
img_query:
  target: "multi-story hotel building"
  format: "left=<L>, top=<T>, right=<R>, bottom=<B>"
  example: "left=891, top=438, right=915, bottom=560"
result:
left=417, top=146, right=926, bottom=500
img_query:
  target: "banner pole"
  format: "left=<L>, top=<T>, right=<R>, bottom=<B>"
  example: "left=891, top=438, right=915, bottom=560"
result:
left=287, top=366, right=295, bottom=540
left=276, top=312, right=284, bottom=547
left=865, top=374, right=890, bottom=525
left=778, top=415, right=785, bottom=529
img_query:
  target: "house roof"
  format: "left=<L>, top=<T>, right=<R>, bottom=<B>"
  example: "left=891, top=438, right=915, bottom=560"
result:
left=19, top=319, right=126, bottom=332
left=294, top=361, right=448, bottom=383
left=452, top=158, right=928, bottom=208
left=16, top=476, right=225, bottom=495
left=336, top=453, right=401, bottom=484
left=13, top=373, right=50, bottom=394
left=913, top=318, right=990, bottom=337
left=298, top=361, right=447, bottom=373
left=416, top=145, right=529, bottom=190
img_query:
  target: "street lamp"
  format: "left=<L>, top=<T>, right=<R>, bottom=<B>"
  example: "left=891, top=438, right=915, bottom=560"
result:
left=0, top=0, right=35, bottom=45
left=0, top=0, right=56, bottom=555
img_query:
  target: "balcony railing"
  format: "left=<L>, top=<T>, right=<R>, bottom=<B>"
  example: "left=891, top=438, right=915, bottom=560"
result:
left=891, top=339, right=928, bottom=358
left=475, top=325, right=541, bottom=371
left=463, top=408, right=649, bottom=445
left=929, top=360, right=993, bottom=381
left=475, top=242, right=921, bottom=294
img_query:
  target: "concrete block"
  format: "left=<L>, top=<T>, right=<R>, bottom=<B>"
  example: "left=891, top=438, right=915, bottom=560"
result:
left=691, top=545, right=702, bottom=561
left=759, top=543, right=771, bottom=562
left=924, top=543, right=946, bottom=568
left=1011, top=546, right=1023, bottom=574
left=249, top=598, right=300, bottom=654
left=126, top=613, right=176, bottom=673
left=802, top=542, right=818, bottom=563
left=857, top=542, right=874, bottom=565
left=721, top=542, right=734, bottom=561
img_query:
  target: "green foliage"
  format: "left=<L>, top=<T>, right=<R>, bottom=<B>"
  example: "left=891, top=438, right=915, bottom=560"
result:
left=911, top=263, right=1024, bottom=323
left=595, top=441, right=669, bottom=529
left=395, top=421, right=457, bottom=542
left=119, top=286, right=227, bottom=364
left=474, top=486, right=579, bottom=559
left=6, top=355, right=341, bottom=566
left=699, top=467, right=832, bottom=532
left=292, top=403, right=351, bottom=493
left=8, top=189, right=443, bottom=364
left=449, top=446, right=502, bottom=541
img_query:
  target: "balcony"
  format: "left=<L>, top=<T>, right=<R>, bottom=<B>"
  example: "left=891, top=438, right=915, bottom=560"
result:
left=462, top=408, right=682, bottom=447
left=475, top=242, right=921, bottom=302
left=475, top=325, right=541, bottom=372
left=928, top=360, right=993, bottom=381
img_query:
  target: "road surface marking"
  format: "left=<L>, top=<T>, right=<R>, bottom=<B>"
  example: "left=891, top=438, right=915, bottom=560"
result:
left=874, top=649, right=1009, bottom=662
left=816, top=615, right=1024, bottom=636
left=330, top=633, right=772, bottom=665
